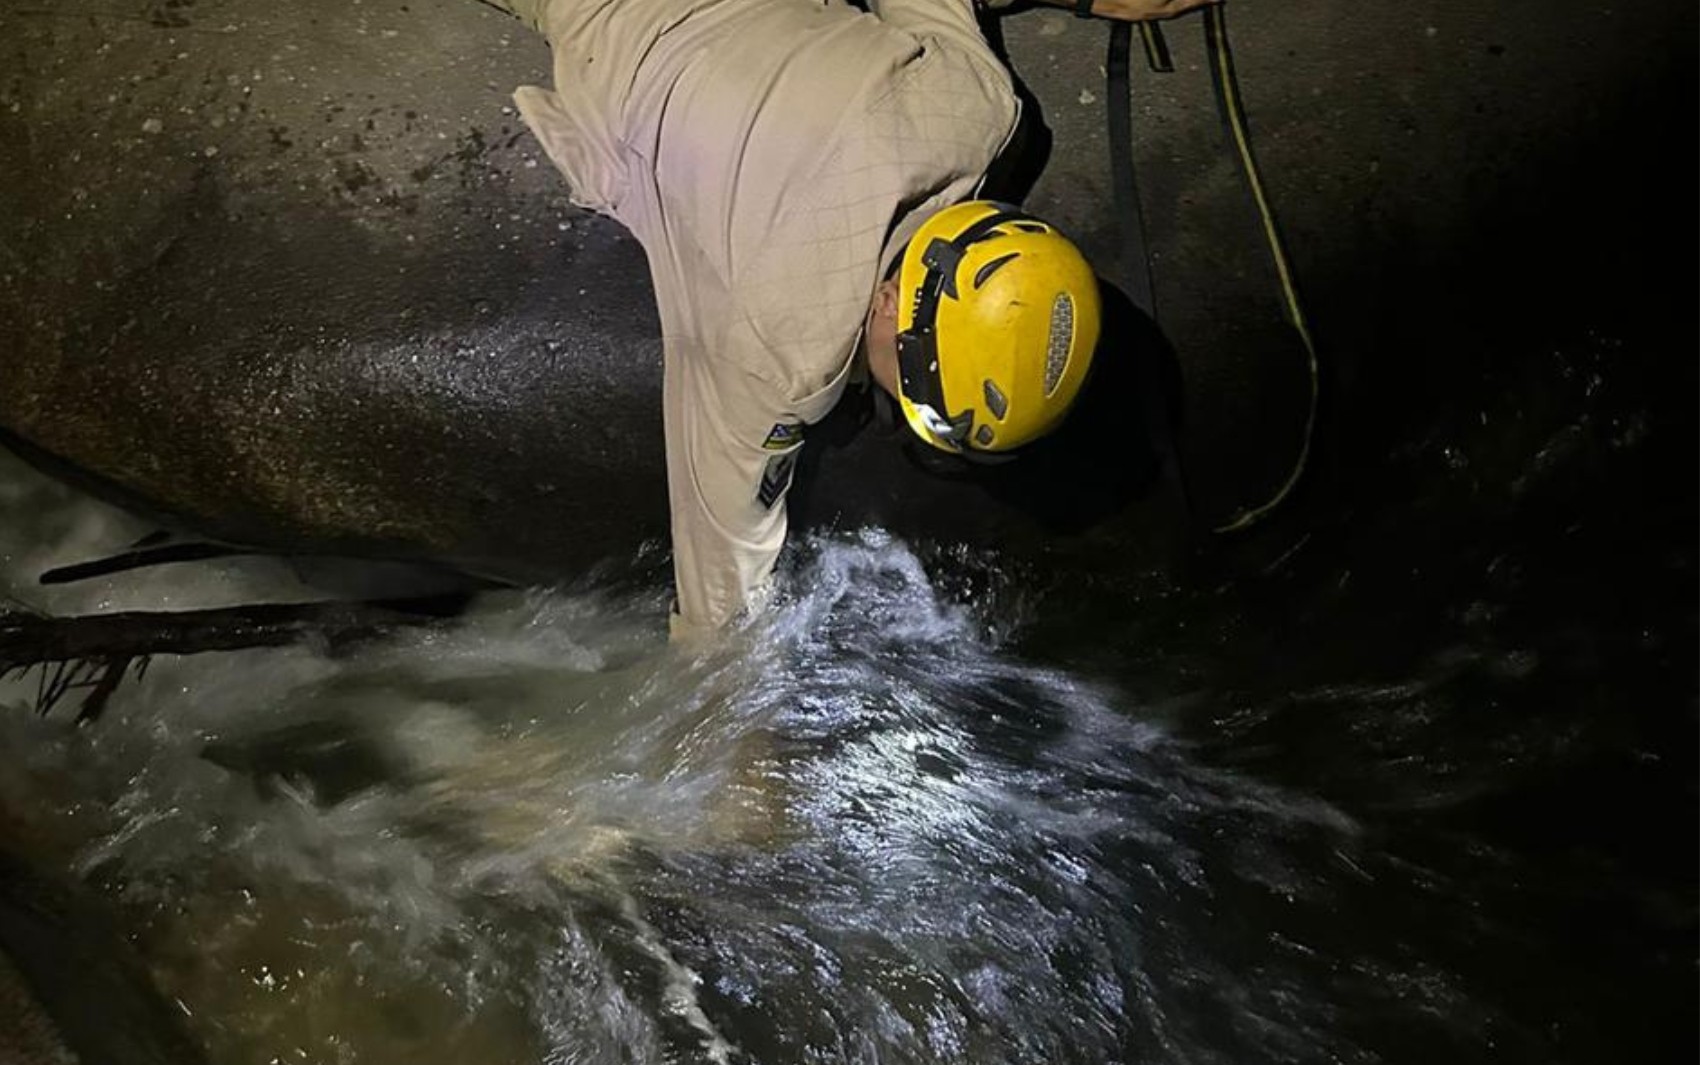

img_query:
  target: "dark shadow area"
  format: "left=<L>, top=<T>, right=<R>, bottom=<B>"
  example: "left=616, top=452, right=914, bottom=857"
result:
left=1308, top=47, right=1697, bottom=516
left=892, top=282, right=1177, bottom=532
left=976, top=9, right=1054, bottom=207
left=790, top=282, right=1186, bottom=548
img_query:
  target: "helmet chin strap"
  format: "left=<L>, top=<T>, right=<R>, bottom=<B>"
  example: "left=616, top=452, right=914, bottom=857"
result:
left=912, top=402, right=975, bottom=451
left=914, top=403, right=956, bottom=441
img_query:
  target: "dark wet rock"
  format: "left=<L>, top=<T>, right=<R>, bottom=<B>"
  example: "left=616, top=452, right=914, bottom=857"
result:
left=0, top=0, right=1692, bottom=581
left=0, top=848, right=209, bottom=1065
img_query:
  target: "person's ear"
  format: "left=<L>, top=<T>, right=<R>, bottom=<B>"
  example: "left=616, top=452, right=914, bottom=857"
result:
left=875, top=278, right=900, bottom=323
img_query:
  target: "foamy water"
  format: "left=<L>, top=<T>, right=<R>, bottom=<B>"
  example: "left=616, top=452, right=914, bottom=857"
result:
left=0, top=446, right=1407, bottom=1064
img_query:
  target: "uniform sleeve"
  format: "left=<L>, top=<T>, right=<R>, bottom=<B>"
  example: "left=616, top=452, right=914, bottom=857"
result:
left=664, top=343, right=804, bottom=641
left=514, top=85, right=630, bottom=218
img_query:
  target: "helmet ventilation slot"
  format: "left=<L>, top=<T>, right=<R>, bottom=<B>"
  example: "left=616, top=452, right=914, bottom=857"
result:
left=1044, top=293, right=1074, bottom=395
left=973, top=252, right=1020, bottom=290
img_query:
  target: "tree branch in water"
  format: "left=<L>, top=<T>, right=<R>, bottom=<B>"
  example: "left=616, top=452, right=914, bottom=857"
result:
left=0, top=595, right=471, bottom=723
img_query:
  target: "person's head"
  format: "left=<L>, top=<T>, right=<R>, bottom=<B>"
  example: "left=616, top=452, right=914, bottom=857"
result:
left=862, top=201, right=1102, bottom=455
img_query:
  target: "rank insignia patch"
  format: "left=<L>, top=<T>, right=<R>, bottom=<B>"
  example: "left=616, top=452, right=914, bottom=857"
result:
left=757, top=450, right=797, bottom=510
left=762, top=422, right=805, bottom=451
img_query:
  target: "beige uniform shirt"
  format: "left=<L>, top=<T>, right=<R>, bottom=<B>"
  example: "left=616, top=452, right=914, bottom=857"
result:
left=512, top=0, right=1018, bottom=635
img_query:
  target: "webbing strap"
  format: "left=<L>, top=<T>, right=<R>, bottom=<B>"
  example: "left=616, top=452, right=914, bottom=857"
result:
left=1107, top=21, right=1193, bottom=524
left=1107, top=22, right=1157, bottom=317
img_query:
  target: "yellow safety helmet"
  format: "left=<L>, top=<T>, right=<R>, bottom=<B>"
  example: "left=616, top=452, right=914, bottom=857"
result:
left=895, top=201, right=1102, bottom=453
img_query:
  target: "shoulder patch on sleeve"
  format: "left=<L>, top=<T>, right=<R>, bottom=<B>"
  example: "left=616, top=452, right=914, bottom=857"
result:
left=757, top=450, right=798, bottom=510
left=762, top=422, right=806, bottom=451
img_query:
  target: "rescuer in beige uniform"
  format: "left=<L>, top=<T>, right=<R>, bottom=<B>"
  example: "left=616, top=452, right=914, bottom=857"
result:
left=485, top=0, right=1210, bottom=637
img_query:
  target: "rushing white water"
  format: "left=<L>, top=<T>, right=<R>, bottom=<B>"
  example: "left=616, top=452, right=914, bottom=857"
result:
left=1, top=450, right=1395, bottom=1065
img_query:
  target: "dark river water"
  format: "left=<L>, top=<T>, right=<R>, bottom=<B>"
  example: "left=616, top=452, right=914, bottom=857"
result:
left=0, top=321, right=1693, bottom=1065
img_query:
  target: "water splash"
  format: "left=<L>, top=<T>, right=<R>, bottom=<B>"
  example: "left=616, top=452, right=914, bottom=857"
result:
left=0, top=455, right=1442, bottom=1065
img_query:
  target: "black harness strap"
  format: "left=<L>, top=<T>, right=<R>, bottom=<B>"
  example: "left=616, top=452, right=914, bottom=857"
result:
left=1106, top=21, right=1195, bottom=525
left=1107, top=22, right=1157, bottom=318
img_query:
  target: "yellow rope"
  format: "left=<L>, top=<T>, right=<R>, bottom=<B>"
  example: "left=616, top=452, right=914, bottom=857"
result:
left=1204, top=3, right=1321, bottom=533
